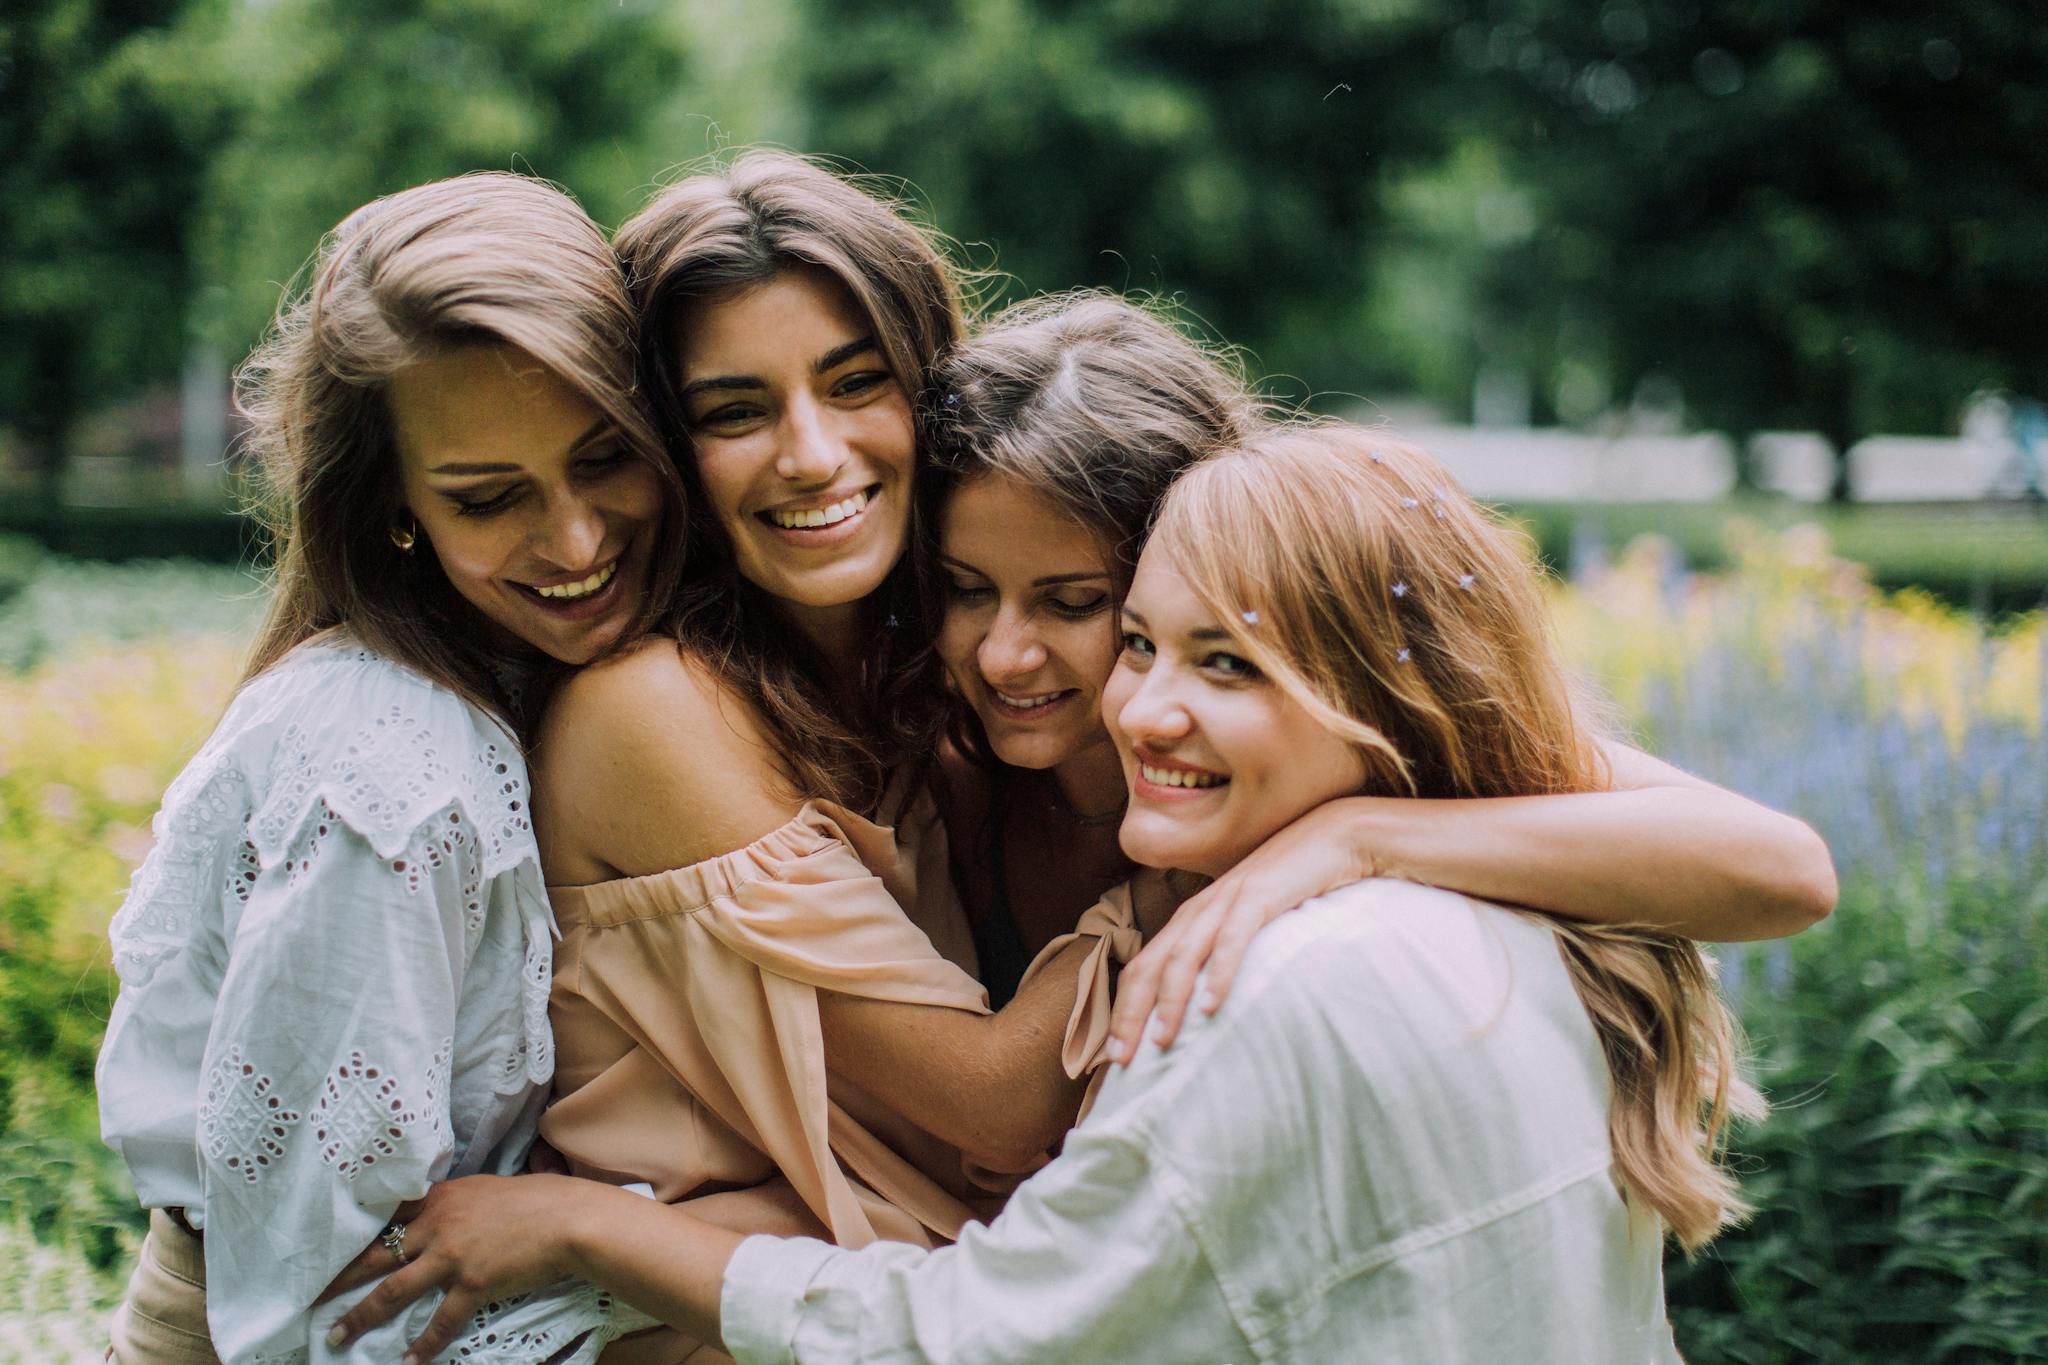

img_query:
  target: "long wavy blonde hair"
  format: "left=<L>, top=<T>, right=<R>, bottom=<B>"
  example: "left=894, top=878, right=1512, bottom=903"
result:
left=1148, top=422, right=1762, bottom=1251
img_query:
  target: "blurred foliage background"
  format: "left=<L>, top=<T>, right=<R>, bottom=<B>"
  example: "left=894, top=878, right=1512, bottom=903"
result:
left=3, top=1, right=2046, bottom=1360
left=5, top=0, right=2047, bottom=511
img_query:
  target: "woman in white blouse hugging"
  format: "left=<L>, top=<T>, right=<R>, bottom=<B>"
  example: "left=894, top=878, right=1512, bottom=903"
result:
left=327, top=421, right=1763, bottom=1362
left=94, top=173, right=694, bottom=1363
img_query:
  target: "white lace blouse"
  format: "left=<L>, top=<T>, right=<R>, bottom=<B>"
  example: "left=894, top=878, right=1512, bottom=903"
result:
left=96, top=637, right=642, bottom=1364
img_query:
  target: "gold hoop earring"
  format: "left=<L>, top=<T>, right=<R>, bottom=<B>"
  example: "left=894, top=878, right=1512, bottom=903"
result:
left=390, top=522, right=417, bottom=553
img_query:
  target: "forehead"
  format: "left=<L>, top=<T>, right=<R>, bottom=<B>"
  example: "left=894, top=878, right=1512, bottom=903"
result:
left=388, top=344, right=602, bottom=472
left=1124, top=547, right=1217, bottom=629
left=673, top=266, right=874, bottom=376
left=942, top=474, right=1113, bottom=573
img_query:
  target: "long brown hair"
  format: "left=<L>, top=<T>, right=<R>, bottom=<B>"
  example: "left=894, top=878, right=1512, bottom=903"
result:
left=917, top=291, right=1265, bottom=762
left=238, top=172, right=682, bottom=733
left=614, top=149, right=969, bottom=808
left=1149, top=423, right=1762, bottom=1251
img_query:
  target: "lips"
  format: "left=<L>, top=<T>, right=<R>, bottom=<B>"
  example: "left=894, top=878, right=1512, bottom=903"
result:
left=529, top=561, right=616, bottom=600
left=1130, top=746, right=1229, bottom=800
left=758, top=485, right=878, bottom=536
left=513, top=556, right=629, bottom=621
left=985, top=684, right=1081, bottom=723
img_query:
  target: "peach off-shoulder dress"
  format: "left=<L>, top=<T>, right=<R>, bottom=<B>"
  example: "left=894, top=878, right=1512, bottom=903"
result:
left=541, top=779, right=1000, bottom=1250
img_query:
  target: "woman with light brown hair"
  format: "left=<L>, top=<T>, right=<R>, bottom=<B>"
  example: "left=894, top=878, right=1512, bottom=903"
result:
left=94, top=171, right=687, bottom=1362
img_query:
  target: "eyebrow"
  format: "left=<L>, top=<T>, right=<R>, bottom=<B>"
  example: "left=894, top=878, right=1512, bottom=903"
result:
left=676, top=336, right=881, bottom=405
left=1117, top=605, right=1231, bottom=640
left=426, top=419, right=613, bottom=476
left=940, top=556, right=1112, bottom=589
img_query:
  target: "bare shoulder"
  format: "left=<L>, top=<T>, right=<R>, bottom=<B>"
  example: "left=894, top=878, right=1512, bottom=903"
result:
left=531, top=636, right=803, bottom=880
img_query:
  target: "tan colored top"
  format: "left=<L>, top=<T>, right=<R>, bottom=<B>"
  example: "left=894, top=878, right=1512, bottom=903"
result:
left=1017, top=883, right=1141, bottom=1126
left=541, top=795, right=996, bottom=1251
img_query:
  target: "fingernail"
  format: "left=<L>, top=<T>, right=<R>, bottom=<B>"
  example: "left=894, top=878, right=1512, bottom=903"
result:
left=1152, top=1021, right=1172, bottom=1048
left=1106, top=1038, right=1126, bottom=1064
left=402, top=1353, right=421, bottom=1365
left=1200, top=992, right=1220, bottom=1012
left=326, top=1324, right=348, bottom=1347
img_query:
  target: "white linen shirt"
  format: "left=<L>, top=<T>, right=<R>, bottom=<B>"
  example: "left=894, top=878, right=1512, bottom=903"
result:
left=96, top=638, right=644, bottom=1364
left=722, top=879, right=1685, bottom=1364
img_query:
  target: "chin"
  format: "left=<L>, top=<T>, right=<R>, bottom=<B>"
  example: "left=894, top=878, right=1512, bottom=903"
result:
left=984, top=730, right=1071, bottom=771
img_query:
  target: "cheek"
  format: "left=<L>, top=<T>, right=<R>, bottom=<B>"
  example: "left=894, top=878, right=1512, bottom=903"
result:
left=1100, top=665, right=1138, bottom=742
left=613, top=464, right=667, bottom=522
left=934, top=607, right=981, bottom=679
left=693, top=445, right=758, bottom=524
left=423, top=520, right=516, bottom=592
left=1051, top=620, right=1122, bottom=695
left=863, top=396, right=917, bottom=477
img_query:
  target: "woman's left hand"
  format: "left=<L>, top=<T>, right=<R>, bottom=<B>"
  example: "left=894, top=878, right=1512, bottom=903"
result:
left=320, top=1174, right=584, bottom=1361
left=1107, top=798, right=1376, bottom=1062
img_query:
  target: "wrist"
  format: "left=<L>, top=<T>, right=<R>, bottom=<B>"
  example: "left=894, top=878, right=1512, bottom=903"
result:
left=552, top=1178, right=614, bottom=1281
left=1330, top=794, right=1406, bottom=883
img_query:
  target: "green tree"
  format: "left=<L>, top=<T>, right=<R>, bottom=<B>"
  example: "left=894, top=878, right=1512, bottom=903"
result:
left=0, top=0, right=233, bottom=486
left=193, top=0, right=701, bottom=352
left=795, top=0, right=1474, bottom=400
left=1467, top=2, right=2048, bottom=489
left=2, top=0, right=709, bottom=500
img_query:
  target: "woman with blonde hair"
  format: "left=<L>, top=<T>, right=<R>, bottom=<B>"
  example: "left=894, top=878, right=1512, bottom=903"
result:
left=94, top=172, right=688, bottom=1362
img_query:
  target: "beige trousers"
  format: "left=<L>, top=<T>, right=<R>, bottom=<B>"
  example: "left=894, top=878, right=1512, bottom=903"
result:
left=106, top=1210, right=221, bottom=1364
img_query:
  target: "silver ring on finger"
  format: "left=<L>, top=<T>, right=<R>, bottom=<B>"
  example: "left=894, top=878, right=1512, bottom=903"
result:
left=380, top=1221, right=411, bottom=1266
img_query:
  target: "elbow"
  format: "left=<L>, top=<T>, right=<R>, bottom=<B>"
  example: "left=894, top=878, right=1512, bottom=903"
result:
left=1775, top=820, right=1838, bottom=934
left=963, top=1137, right=1047, bottom=1175
left=960, top=1115, right=1066, bottom=1174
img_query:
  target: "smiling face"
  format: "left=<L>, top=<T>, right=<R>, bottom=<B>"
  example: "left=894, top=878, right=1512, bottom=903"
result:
left=390, top=343, right=664, bottom=665
left=673, top=266, right=915, bottom=631
left=937, top=473, right=1122, bottom=776
left=1104, top=546, right=1369, bottom=879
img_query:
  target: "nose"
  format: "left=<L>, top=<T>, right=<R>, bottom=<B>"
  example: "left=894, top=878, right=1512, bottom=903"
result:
left=776, top=394, right=849, bottom=486
left=1114, top=665, right=1193, bottom=750
left=979, top=607, right=1048, bottom=684
left=533, top=490, right=607, bottom=570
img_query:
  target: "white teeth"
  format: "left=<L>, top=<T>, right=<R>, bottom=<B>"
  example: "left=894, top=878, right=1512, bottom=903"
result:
left=995, top=690, right=1063, bottom=710
left=1140, top=763, right=1226, bottom=789
left=769, top=489, right=870, bottom=530
left=535, top=562, right=616, bottom=600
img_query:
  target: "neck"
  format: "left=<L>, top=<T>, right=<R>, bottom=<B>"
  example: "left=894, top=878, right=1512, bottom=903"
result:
left=1053, top=736, right=1128, bottom=823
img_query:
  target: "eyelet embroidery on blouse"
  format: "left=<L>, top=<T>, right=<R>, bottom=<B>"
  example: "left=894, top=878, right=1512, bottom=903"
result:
left=226, top=837, right=261, bottom=904
left=518, top=922, right=553, bottom=1082
left=392, top=806, right=488, bottom=935
left=282, top=800, right=337, bottom=890
left=424, top=1036, right=456, bottom=1151
left=448, top=1287, right=627, bottom=1362
left=110, top=645, right=541, bottom=990
left=200, top=1045, right=303, bottom=1186
left=312, top=1050, right=422, bottom=1183
left=110, top=760, right=248, bottom=983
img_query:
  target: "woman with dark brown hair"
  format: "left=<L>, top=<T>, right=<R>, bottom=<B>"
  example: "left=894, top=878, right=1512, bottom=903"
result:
left=521, top=151, right=1094, bottom=1273
left=93, top=171, right=688, bottom=1362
